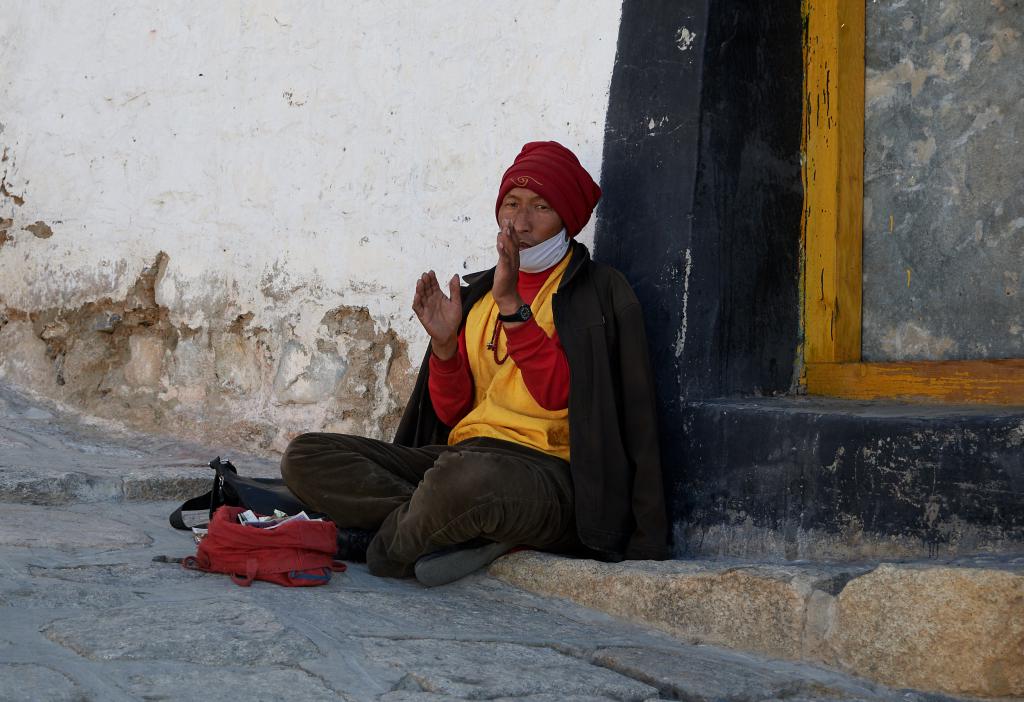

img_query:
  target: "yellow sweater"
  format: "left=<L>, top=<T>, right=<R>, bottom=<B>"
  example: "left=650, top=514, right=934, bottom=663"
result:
left=447, top=254, right=572, bottom=460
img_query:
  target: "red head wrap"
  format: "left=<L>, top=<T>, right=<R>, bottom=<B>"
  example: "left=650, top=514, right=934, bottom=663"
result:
left=495, top=141, right=602, bottom=237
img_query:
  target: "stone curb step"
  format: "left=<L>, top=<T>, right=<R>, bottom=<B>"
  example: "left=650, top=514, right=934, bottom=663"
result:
left=488, top=551, right=1024, bottom=699
left=0, top=469, right=216, bottom=505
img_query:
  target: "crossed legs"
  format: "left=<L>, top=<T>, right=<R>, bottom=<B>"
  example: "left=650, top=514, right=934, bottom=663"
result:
left=280, top=433, right=575, bottom=578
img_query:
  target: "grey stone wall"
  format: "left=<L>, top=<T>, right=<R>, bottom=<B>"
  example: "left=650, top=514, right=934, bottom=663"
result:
left=862, top=0, right=1023, bottom=361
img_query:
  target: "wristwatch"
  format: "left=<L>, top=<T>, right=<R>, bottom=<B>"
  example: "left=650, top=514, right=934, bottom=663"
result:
left=497, top=303, right=533, bottom=323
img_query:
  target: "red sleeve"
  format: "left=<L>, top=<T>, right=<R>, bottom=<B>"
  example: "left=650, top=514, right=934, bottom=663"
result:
left=503, top=319, right=570, bottom=411
left=428, top=329, right=474, bottom=427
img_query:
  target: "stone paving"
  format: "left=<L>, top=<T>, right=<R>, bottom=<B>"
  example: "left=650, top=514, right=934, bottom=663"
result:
left=0, top=383, right=974, bottom=701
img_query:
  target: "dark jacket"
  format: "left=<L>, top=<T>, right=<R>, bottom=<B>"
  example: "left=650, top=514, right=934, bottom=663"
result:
left=394, top=241, right=668, bottom=560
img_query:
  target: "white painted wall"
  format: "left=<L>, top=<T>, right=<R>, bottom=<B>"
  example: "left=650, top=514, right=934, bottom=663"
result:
left=1, top=0, right=619, bottom=341
left=0, top=1, right=622, bottom=452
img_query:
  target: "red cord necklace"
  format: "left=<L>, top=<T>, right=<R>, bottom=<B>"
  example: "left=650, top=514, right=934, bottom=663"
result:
left=486, top=317, right=509, bottom=365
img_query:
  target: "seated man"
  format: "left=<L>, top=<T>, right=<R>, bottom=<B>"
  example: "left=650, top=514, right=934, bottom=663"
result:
left=281, top=141, right=667, bottom=585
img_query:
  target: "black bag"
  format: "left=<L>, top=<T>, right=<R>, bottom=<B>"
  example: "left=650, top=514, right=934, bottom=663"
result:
left=169, top=457, right=312, bottom=531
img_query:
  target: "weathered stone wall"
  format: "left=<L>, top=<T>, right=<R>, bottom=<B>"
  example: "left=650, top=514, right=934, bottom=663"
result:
left=862, top=0, right=1024, bottom=360
left=0, top=2, right=620, bottom=454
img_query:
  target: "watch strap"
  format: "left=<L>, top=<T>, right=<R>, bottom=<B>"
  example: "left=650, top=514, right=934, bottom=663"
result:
left=497, top=304, right=532, bottom=323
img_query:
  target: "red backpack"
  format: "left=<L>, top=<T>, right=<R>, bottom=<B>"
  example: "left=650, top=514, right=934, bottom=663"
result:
left=182, top=506, right=346, bottom=587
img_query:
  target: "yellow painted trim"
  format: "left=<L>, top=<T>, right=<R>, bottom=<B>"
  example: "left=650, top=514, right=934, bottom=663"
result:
left=806, top=361, right=1024, bottom=405
left=800, top=3, right=1022, bottom=404
left=801, top=0, right=864, bottom=363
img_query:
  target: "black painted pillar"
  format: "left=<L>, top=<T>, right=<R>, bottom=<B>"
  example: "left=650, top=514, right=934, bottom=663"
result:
left=596, top=0, right=805, bottom=532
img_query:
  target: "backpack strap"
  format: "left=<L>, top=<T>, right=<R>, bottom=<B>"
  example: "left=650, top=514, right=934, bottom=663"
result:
left=169, top=492, right=214, bottom=530
left=181, top=555, right=205, bottom=571
left=168, top=457, right=237, bottom=531
left=230, top=559, right=259, bottom=587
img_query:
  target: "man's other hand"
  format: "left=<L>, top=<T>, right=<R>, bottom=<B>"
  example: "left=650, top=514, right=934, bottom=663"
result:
left=412, top=270, right=462, bottom=360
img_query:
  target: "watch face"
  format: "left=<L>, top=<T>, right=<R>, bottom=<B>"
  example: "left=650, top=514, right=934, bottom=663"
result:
left=499, top=304, right=532, bottom=323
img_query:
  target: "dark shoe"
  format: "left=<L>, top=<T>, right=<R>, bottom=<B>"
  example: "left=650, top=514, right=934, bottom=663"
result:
left=335, top=527, right=375, bottom=563
left=414, top=541, right=515, bottom=587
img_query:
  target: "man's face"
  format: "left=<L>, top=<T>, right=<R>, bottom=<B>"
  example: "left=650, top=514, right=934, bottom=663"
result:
left=498, top=187, right=564, bottom=249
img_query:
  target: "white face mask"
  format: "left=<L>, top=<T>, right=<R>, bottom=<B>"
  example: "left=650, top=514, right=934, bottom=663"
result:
left=518, top=229, right=570, bottom=273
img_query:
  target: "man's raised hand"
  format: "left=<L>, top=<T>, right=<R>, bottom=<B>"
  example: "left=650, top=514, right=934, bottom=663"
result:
left=493, top=219, right=524, bottom=316
left=412, top=270, right=462, bottom=360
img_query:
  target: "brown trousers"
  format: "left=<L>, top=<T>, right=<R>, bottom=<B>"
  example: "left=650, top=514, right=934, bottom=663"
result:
left=279, top=434, right=577, bottom=577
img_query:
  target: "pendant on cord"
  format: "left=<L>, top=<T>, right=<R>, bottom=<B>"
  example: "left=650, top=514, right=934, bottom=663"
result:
left=486, top=317, right=509, bottom=365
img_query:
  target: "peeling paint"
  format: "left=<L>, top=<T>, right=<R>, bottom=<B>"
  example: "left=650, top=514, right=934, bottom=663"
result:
left=646, top=115, right=671, bottom=136
left=23, top=221, right=52, bottom=239
left=677, top=399, right=1024, bottom=561
left=674, top=247, right=693, bottom=359
left=0, top=218, right=12, bottom=249
left=675, top=26, right=696, bottom=52
left=0, top=178, right=24, bottom=206
left=0, top=251, right=414, bottom=456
